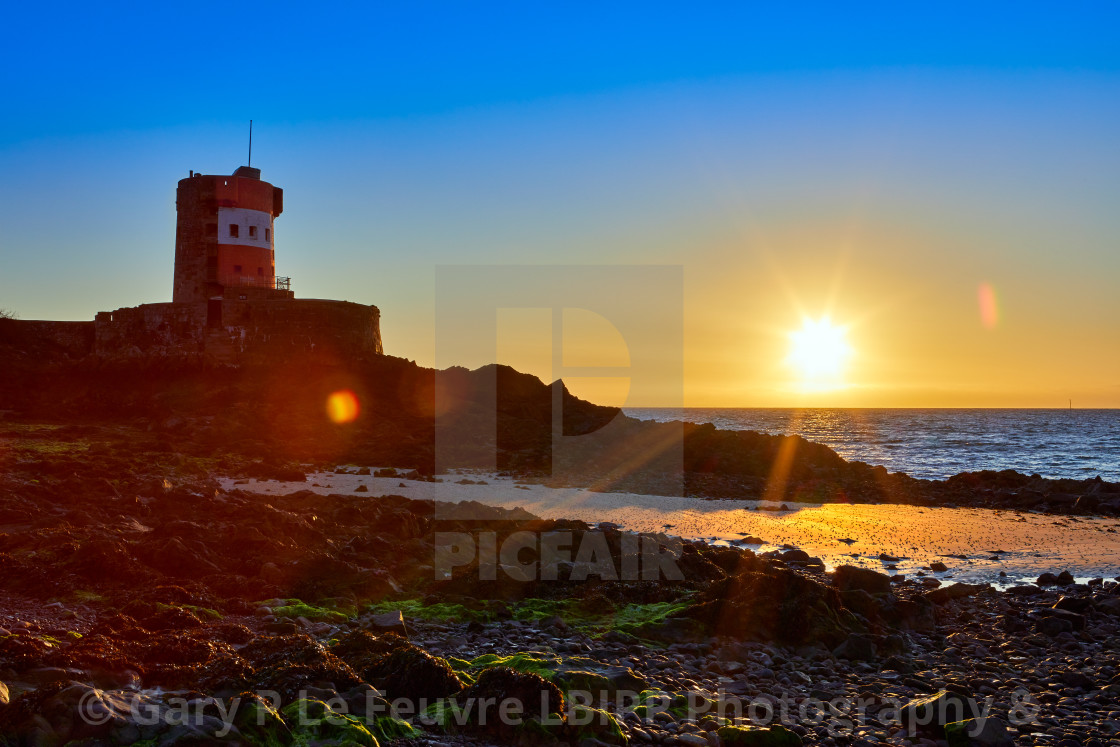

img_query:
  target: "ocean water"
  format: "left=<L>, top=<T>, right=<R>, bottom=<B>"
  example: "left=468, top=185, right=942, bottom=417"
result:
left=623, top=408, right=1120, bottom=482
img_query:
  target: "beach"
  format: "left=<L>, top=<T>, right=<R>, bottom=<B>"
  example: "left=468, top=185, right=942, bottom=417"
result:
left=222, top=469, right=1120, bottom=586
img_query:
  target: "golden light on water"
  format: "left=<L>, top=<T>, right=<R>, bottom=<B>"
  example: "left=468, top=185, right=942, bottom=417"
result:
left=787, top=316, right=852, bottom=392
left=326, top=390, right=360, bottom=424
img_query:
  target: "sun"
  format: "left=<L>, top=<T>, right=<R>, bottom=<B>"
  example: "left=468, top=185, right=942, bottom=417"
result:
left=787, top=316, right=852, bottom=390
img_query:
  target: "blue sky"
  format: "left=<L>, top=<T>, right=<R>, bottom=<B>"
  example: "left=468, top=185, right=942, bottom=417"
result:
left=2, top=3, right=1119, bottom=405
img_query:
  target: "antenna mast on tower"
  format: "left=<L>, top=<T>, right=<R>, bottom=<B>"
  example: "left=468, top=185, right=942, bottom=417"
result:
left=248, top=119, right=253, bottom=167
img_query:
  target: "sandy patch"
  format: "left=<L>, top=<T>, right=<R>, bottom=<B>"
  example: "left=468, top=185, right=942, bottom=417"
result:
left=220, top=470, right=1120, bottom=586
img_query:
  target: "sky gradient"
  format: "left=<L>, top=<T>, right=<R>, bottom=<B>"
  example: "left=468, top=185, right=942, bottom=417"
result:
left=2, top=3, right=1118, bottom=407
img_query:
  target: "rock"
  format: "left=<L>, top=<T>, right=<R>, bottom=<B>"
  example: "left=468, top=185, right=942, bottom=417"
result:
left=930, top=561, right=948, bottom=572
left=569, top=705, right=627, bottom=745
left=1053, top=595, right=1090, bottom=613
left=1094, top=596, right=1120, bottom=616
left=355, top=484, right=368, bottom=492
left=263, top=621, right=300, bottom=635
left=718, top=724, right=804, bottom=746
left=259, top=562, right=286, bottom=585
left=1036, top=572, right=1059, bottom=586
left=1060, top=670, right=1095, bottom=690
left=453, top=666, right=564, bottom=737
left=832, top=565, right=892, bottom=594
left=367, top=610, right=408, bottom=637
left=944, top=716, right=1016, bottom=747
left=334, top=632, right=463, bottom=704
left=883, top=655, right=916, bottom=673
left=901, top=690, right=981, bottom=735
left=283, top=699, right=379, bottom=745
left=925, top=582, right=989, bottom=605
left=1057, top=570, right=1075, bottom=585
left=1036, top=615, right=1073, bottom=636
left=228, top=693, right=290, bottom=746
left=1032, top=608, right=1084, bottom=634
left=832, top=633, right=876, bottom=661
left=0, top=679, right=8, bottom=707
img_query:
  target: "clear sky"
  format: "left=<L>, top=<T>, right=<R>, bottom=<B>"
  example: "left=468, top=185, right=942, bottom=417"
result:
left=2, top=3, right=1118, bottom=407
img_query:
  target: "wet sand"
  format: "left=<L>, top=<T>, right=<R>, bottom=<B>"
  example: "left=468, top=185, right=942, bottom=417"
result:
left=221, top=470, right=1120, bottom=586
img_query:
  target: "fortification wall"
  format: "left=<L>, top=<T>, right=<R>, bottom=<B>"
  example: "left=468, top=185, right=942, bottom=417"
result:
left=94, top=303, right=208, bottom=358
left=0, top=319, right=95, bottom=358
left=93, top=298, right=381, bottom=363
left=217, top=298, right=383, bottom=360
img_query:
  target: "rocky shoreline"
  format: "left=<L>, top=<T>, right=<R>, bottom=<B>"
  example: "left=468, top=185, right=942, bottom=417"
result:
left=2, top=425, right=1120, bottom=746
left=2, top=349, right=1117, bottom=517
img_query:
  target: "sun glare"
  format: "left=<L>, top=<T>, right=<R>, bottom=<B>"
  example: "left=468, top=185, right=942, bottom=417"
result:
left=787, top=316, right=851, bottom=391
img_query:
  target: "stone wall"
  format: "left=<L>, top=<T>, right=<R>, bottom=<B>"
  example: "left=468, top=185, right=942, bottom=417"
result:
left=0, top=319, right=95, bottom=358
left=94, top=303, right=208, bottom=358
left=93, top=298, right=381, bottom=363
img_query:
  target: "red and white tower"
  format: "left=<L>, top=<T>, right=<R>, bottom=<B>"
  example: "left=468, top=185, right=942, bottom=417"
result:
left=172, top=166, right=288, bottom=305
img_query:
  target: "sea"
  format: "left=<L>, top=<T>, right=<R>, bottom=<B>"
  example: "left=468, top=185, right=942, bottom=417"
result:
left=623, top=408, right=1120, bottom=482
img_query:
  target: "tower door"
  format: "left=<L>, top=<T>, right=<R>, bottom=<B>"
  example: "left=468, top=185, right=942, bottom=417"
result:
left=207, top=299, right=222, bottom=328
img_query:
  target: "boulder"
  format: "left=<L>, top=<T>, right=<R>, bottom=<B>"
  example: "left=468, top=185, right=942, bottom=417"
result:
left=901, top=690, right=981, bottom=735
left=925, top=582, right=989, bottom=605
left=282, top=699, right=378, bottom=746
left=832, top=565, right=892, bottom=595
left=1038, top=607, right=1085, bottom=630
left=929, top=561, right=948, bottom=572
left=1052, top=595, right=1090, bottom=613
left=453, top=666, right=565, bottom=738
left=944, top=716, right=1016, bottom=747
left=1094, top=596, right=1120, bottom=616
left=1035, top=616, right=1073, bottom=637
left=367, top=610, right=408, bottom=637
left=332, top=632, right=463, bottom=704
left=832, top=633, right=876, bottom=661
left=718, top=724, right=804, bottom=746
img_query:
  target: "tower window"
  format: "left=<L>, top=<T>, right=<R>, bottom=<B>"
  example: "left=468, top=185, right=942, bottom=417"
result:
left=257, top=267, right=264, bottom=276
left=234, top=264, right=242, bottom=273
left=229, top=224, right=239, bottom=238
left=264, top=228, right=270, bottom=242
left=205, top=223, right=217, bottom=237
left=249, top=225, right=257, bottom=238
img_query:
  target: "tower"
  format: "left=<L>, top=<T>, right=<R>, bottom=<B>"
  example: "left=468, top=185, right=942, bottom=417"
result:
left=172, top=166, right=288, bottom=305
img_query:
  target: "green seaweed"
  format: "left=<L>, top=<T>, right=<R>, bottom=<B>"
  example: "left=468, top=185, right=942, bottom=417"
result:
left=367, top=598, right=491, bottom=623
left=269, top=599, right=353, bottom=623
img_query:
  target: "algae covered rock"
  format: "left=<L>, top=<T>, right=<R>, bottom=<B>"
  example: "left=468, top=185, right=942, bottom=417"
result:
left=433, top=665, right=566, bottom=740
left=332, top=630, right=463, bottom=704
left=282, top=698, right=379, bottom=746
left=229, top=692, right=291, bottom=746
left=568, top=703, right=627, bottom=744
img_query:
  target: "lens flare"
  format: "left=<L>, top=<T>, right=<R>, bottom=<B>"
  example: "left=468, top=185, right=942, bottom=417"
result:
left=326, top=390, right=360, bottom=423
left=978, top=283, right=999, bottom=329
